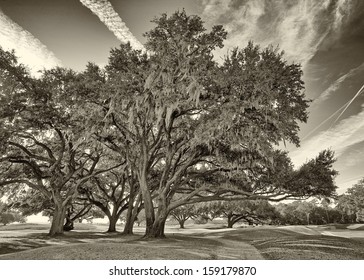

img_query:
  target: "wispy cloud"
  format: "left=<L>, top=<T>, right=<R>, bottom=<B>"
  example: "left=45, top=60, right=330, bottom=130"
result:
left=201, top=0, right=357, bottom=67
left=0, top=9, right=62, bottom=75
left=314, top=62, right=364, bottom=104
left=79, top=0, right=144, bottom=51
left=290, top=104, right=364, bottom=167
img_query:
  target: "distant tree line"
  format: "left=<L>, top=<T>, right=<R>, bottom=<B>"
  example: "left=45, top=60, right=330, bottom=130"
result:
left=169, top=196, right=361, bottom=228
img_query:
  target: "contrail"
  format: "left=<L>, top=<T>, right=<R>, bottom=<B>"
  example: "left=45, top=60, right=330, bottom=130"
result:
left=332, top=84, right=364, bottom=124
left=301, top=100, right=350, bottom=141
left=0, top=9, right=62, bottom=75
left=314, top=62, right=364, bottom=104
left=301, top=84, right=364, bottom=141
left=290, top=107, right=364, bottom=167
left=79, top=0, right=144, bottom=51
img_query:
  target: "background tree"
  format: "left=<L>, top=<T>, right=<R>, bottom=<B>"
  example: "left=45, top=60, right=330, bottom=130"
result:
left=63, top=200, right=104, bottom=231
left=336, top=194, right=357, bottom=223
left=0, top=201, right=26, bottom=225
left=216, top=200, right=279, bottom=228
left=79, top=168, right=140, bottom=233
left=337, top=179, right=364, bottom=222
left=169, top=204, right=198, bottom=228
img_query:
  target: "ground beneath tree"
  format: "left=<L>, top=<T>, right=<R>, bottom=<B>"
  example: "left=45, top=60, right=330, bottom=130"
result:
left=0, top=223, right=363, bottom=259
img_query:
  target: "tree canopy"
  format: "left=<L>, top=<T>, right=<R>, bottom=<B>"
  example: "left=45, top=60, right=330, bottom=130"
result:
left=0, top=10, right=338, bottom=238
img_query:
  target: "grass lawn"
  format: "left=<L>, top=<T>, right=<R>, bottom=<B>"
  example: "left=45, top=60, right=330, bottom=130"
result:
left=210, top=226, right=364, bottom=259
left=1, top=223, right=363, bottom=260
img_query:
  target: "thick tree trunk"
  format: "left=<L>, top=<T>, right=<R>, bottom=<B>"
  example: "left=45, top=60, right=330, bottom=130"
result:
left=63, top=209, right=74, bottom=231
left=123, top=218, right=134, bottom=234
left=107, top=215, right=118, bottom=232
left=144, top=194, right=169, bottom=238
left=178, top=220, right=185, bottom=229
left=144, top=216, right=167, bottom=238
left=63, top=218, right=74, bottom=231
left=123, top=205, right=140, bottom=235
left=123, top=192, right=140, bottom=235
left=49, top=203, right=67, bottom=236
left=227, top=219, right=234, bottom=228
left=227, top=213, right=234, bottom=228
left=139, top=172, right=156, bottom=237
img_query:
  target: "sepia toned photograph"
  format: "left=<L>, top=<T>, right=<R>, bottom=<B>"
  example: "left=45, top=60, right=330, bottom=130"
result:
left=1, top=0, right=364, bottom=261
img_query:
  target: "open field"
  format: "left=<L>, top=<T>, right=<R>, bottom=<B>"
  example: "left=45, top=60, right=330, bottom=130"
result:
left=0, top=223, right=364, bottom=260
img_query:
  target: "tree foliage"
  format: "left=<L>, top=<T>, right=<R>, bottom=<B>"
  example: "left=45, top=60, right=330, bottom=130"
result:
left=0, top=10, right=339, bottom=238
left=337, top=179, right=364, bottom=222
left=0, top=47, right=119, bottom=235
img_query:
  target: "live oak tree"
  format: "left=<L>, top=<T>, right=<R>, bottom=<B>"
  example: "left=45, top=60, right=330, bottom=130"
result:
left=79, top=168, right=142, bottom=233
left=169, top=204, right=198, bottom=229
left=336, top=194, right=357, bottom=223
left=0, top=48, right=118, bottom=235
left=1, top=10, right=338, bottom=238
left=337, top=179, right=364, bottom=222
left=63, top=200, right=104, bottom=231
left=81, top=10, right=337, bottom=238
left=0, top=201, right=26, bottom=225
left=209, top=200, right=279, bottom=228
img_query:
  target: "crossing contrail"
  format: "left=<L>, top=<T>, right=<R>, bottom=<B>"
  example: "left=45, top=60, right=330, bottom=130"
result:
left=0, top=9, right=62, bottom=75
left=301, top=84, right=364, bottom=141
left=301, top=100, right=350, bottom=141
left=332, top=84, right=364, bottom=125
left=79, top=0, right=145, bottom=51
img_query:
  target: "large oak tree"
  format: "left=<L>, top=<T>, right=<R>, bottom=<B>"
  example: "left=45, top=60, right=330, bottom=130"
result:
left=0, top=48, right=118, bottom=235
left=82, top=11, right=337, bottom=238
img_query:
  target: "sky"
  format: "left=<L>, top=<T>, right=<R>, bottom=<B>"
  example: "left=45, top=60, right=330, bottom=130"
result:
left=1, top=0, right=364, bottom=195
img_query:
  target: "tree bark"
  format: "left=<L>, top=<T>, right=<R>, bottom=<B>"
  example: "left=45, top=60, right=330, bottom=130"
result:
left=139, top=171, right=156, bottom=237
left=63, top=218, right=74, bottom=231
left=107, top=215, right=118, bottom=232
left=144, top=194, right=169, bottom=238
left=144, top=215, right=167, bottom=238
left=123, top=192, right=140, bottom=235
left=227, top=218, right=234, bottom=228
left=178, top=219, right=185, bottom=229
left=227, top=213, right=234, bottom=228
left=49, top=202, right=66, bottom=236
left=123, top=202, right=141, bottom=235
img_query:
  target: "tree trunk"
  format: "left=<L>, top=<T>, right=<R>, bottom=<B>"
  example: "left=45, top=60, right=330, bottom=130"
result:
left=227, top=213, right=234, bottom=228
left=178, top=219, right=185, bottom=229
left=144, top=194, right=169, bottom=238
left=63, top=218, right=74, bottom=231
left=139, top=172, right=156, bottom=237
left=123, top=205, right=140, bottom=235
left=123, top=192, right=140, bottom=235
left=144, top=216, right=167, bottom=238
left=49, top=202, right=66, bottom=236
left=63, top=209, right=74, bottom=231
left=107, top=215, right=118, bottom=232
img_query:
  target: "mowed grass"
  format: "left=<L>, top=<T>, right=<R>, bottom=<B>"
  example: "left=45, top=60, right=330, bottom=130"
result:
left=211, top=225, right=364, bottom=260
left=0, top=223, right=223, bottom=259
left=1, top=223, right=364, bottom=260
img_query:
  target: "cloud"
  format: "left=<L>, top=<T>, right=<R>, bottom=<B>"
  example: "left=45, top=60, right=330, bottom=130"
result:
left=0, top=9, right=62, bottom=75
left=79, top=0, right=144, bottom=51
left=314, top=62, right=364, bottom=104
left=200, top=0, right=360, bottom=67
left=290, top=104, right=364, bottom=167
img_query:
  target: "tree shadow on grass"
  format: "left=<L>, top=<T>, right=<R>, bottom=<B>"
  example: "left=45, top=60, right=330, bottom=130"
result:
left=0, top=230, right=142, bottom=256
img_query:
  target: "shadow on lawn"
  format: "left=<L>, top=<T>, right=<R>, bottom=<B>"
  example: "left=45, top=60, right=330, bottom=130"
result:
left=211, top=227, right=364, bottom=259
left=0, top=230, right=141, bottom=255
